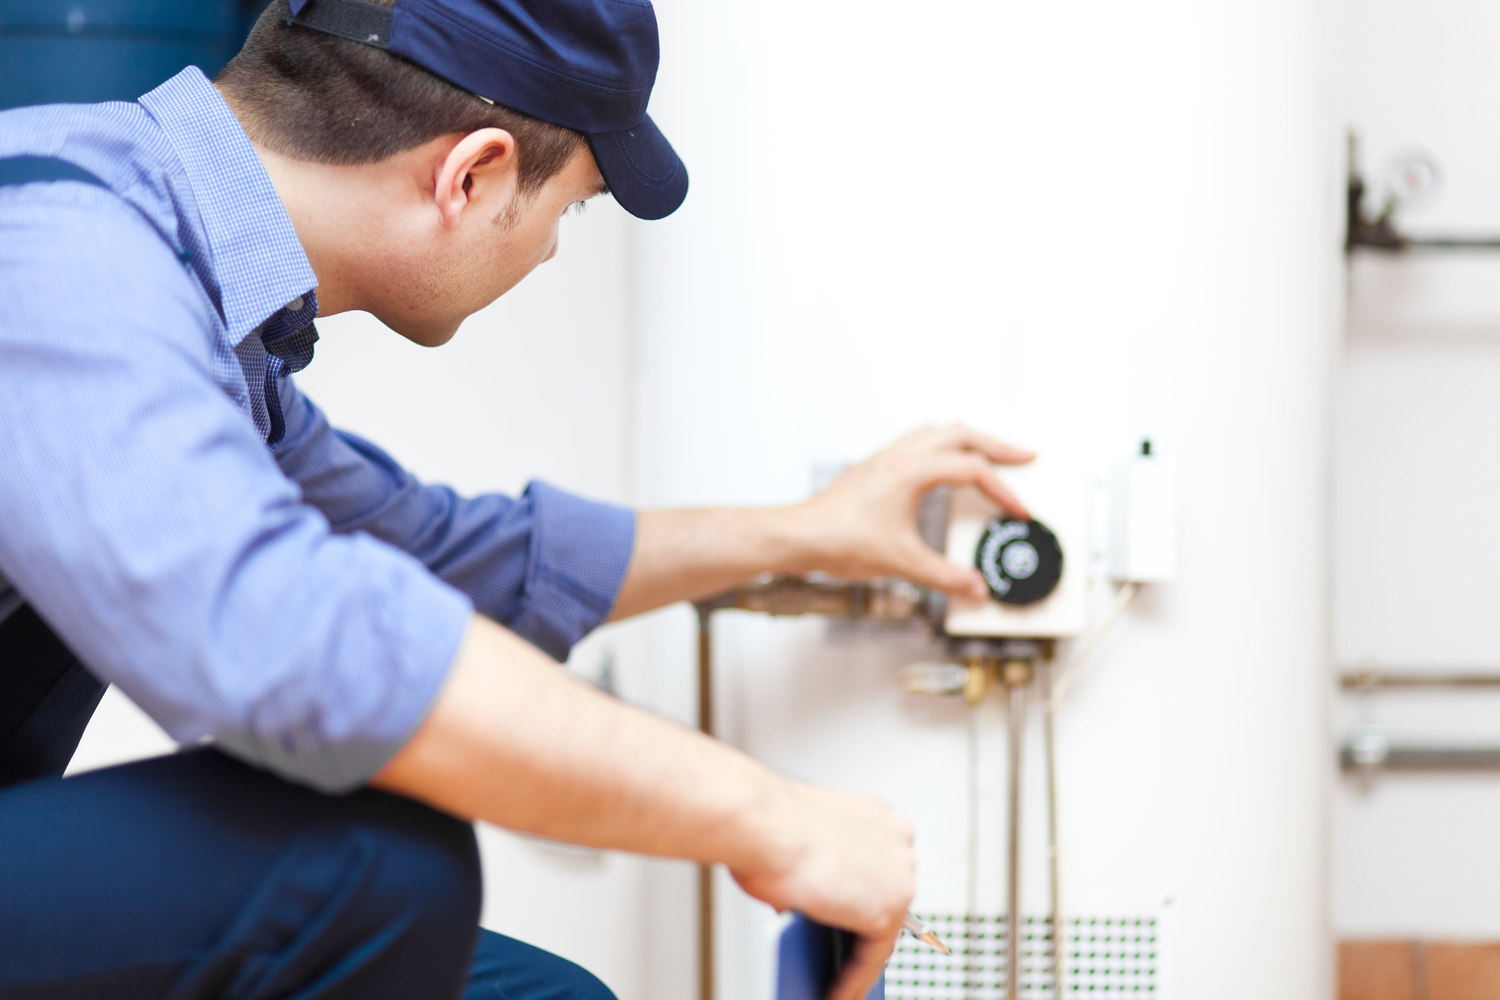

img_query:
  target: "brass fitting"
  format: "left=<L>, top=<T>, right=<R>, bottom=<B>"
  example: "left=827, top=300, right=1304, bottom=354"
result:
left=960, top=655, right=998, bottom=705
left=999, top=657, right=1036, bottom=689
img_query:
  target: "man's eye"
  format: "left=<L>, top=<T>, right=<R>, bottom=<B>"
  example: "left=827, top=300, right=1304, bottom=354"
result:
left=567, top=201, right=588, bottom=217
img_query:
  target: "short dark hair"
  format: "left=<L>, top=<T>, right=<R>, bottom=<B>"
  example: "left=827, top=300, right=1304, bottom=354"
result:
left=216, top=0, right=585, bottom=195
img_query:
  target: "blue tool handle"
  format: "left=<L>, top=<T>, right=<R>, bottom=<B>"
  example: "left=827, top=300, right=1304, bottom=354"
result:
left=776, top=914, right=885, bottom=1000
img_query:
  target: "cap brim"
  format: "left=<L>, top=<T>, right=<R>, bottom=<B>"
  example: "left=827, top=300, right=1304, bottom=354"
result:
left=586, top=115, right=688, bottom=221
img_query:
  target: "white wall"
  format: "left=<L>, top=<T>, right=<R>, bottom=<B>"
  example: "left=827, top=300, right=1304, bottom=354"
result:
left=634, top=1, right=1343, bottom=998
left=68, top=198, right=652, bottom=996
left=1334, top=0, right=1500, bottom=939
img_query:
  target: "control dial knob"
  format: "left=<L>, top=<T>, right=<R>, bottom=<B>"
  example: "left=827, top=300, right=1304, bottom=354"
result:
left=974, top=518, right=1064, bottom=606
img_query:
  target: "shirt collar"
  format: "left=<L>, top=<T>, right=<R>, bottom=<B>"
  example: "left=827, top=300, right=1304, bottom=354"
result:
left=138, top=68, right=319, bottom=346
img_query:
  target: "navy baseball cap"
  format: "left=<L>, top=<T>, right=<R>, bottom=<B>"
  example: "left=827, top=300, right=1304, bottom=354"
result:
left=284, top=0, right=688, bottom=220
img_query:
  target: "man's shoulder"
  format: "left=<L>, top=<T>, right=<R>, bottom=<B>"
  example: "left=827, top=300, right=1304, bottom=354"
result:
left=0, top=99, right=164, bottom=176
left=0, top=180, right=216, bottom=352
left=0, top=96, right=184, bottom=238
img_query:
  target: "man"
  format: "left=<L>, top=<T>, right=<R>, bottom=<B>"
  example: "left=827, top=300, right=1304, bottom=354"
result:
left=0, top=1, right=1033, bottom=997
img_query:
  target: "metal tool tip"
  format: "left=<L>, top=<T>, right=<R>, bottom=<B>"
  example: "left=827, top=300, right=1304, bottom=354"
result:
left=920, top=930, right=952, bottom=956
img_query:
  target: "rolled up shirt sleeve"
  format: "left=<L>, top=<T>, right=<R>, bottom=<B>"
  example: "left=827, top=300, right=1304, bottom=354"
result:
left=0, top=188, right=472, bottom=793
left=272, top=380, right=636, bottom=662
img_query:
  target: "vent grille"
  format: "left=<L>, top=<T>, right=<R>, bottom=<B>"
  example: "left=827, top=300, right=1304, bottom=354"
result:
left=887, top=913, right=1162, bottom=999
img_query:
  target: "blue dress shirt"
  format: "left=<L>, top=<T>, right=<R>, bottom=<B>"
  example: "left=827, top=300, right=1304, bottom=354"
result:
left=0, top=68, right=636, bottom=792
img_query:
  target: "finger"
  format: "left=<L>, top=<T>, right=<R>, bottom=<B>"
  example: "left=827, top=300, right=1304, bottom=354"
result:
left=891, top=424, right=943, bottom=451
left=932, top=424, right=1036, bottom=465
left=898, top=542, right=988, bottom=599
left=972, top=467, right=1030, bottom=520
left=826, top=932, right=899, bottom=1000
left=917, top=454, right=1031, bottom=519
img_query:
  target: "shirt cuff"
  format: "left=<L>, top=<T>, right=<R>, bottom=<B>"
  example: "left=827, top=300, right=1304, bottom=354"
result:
left=507, top=480, right=635, bottom=661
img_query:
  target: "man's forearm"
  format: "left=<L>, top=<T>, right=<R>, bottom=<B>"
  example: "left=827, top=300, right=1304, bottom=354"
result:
left=606, top=427, right=1036, bottom=621
left=371, top=613, right=797, bottom=869
left=370, top=610, right=918, bottom=997
left=608, top=506, right=821, bottom=620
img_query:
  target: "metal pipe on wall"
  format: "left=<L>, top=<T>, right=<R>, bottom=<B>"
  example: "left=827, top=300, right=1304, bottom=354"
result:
left=693, top=578, right=948, bottom=1000
left=1004, top=682, right=1024, bottom=1000
left=696, top=608, right=716, bottom=1000
left=1340, top=671, right=1500, bottom=690
left=1338, top=672, right=1500, bottom=782
left=1042, top=659, right=1066, bottom=1000
left=1340, top=746, right=1500, bottom=772
left=693, top=580, right=1066, bottom=1000
left=692, top=577, right=936, bottom=1000
left=1000, top=657, right=1035, bottom=1000
left=697, top=575, right=932, bottom=622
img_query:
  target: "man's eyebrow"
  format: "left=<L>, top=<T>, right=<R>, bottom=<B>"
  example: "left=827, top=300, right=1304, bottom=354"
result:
left=593, top=179, right=610, bottom=198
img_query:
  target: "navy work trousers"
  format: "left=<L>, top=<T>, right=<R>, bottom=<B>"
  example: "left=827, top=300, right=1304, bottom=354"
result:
left=0, top=605, right=616, bottom=1000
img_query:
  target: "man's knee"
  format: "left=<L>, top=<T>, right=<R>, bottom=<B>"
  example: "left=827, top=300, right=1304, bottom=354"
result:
left=543, top=959, right=618, bottom=1000
left=342, top=791, right=483, bottom=943
left=246, top=788, right=484, bottom=997
left=4, top=750, right=487, bottom=999
left=468, top=929, right=620, bottom=1000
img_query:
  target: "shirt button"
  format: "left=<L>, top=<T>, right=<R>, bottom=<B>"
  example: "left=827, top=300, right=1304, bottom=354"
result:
left=286, top=297, right=304, bottom=312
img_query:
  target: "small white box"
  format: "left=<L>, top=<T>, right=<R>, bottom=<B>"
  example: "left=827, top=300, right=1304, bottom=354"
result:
left=1109, top=447, right=1177, bottom=583
left=943, top=461, right=1088, bottom=639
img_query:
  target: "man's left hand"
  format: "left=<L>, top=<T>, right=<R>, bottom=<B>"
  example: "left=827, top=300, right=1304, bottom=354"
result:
left=789, top=424, right=1035, bottom=600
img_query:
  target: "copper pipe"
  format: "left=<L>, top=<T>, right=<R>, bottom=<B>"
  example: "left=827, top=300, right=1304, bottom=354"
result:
left=696, top=609, right=715, bottom=1000
left=1000, top=658, right=1034, bottom=1000
left=697, top=575, right=932, bottom=623
left=688, top=576, right=934, bottom=1000
left=1340, top=670, right=1500, bottom=690
left=1004, top=681, right=1023, bottom=1000
left=1042, top=659, right=1065, bottom=999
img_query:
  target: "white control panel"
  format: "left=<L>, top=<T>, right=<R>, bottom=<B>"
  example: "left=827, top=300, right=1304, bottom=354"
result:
left=943, top=461, right=1088, bottom=639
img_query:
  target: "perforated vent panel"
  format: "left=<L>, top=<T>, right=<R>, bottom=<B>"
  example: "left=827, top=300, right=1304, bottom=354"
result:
left=887, top=913, right=1163, bottom=999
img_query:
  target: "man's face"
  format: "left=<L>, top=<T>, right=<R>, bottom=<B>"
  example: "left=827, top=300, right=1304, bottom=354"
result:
left=375, top=145, right=608, bottom=347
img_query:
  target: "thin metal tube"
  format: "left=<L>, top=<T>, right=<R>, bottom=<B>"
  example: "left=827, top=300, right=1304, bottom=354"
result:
left=1042, top=660, right=1065, bottom=1000
left=696, top=609, right=715, bottom=1000
left=1340, top=746, right=1500, bottom=771
left=967, top=705, right=980, bottom=921
left=1049, top=583, right=1138, bottom=708
left=1005, top=680, right=1025, bottom=1000
left=1404, top=238, right=1500, bottom=251
left=1340, top=671, right=1500, bottom=690
left=965, top=702, right=981, bottom=999
left=697, top=576, right=933, bottom=622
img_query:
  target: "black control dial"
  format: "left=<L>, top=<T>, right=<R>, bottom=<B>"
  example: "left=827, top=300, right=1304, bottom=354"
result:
left=974, top=518, right=1064, bottom=606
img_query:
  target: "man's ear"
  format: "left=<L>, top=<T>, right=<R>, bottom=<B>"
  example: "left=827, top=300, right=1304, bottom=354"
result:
left=433, top=127, right=519, bottom=228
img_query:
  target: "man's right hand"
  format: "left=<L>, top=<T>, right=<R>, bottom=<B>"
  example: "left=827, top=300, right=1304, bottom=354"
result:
left=374, top=615, right=917, bottom=1000
left=732, top=782, right=916, bottom=1000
